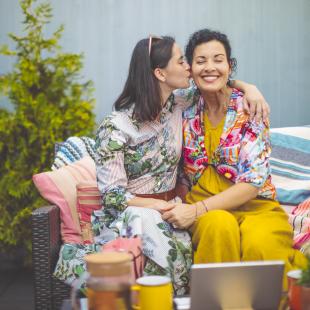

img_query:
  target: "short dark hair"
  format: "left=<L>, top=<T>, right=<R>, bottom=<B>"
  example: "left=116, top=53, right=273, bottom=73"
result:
left=185, top=29, right=237, bottom=75
left=114, top=36, right=175, bottom=122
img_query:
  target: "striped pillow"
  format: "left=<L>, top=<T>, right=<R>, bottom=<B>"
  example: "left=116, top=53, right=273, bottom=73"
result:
left=76, top=181, right=102, bottom=244
left=270, top=126, right=310, bottom=205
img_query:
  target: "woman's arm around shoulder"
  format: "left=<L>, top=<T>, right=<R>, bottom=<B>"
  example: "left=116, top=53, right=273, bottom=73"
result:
left=231, top=80, right=270, bottom=123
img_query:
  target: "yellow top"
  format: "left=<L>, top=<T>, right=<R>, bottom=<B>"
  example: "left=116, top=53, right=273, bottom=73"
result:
left=203, top=111, right=225, bottom=160
left=186, top=112, right=228, bottom=204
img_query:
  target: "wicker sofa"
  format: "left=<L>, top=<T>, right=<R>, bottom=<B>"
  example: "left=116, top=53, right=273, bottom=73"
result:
left=31, top=126, right=310, bottom=310
left=32, top=205, right=70, bottom=310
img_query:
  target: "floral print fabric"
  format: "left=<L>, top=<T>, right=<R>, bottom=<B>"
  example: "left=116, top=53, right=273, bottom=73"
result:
left=107, top=206, right=192, bottom=295
left=54, top=206, right=192, bottom=295
left=94, top=95, right=183, bottom=225
left=181, top=87, right=276, bottom=199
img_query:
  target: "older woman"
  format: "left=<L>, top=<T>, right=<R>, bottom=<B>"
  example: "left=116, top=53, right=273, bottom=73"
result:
left=162, top=29, right=307, bottom=289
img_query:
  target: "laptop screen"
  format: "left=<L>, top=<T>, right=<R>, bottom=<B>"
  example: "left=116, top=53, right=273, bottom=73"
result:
left=189, top=260, right=284, bottom=310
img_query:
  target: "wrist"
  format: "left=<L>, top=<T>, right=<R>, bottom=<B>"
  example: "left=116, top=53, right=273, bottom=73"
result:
left=194, top=201, right=208, bottom=218
left=245, top=83, right=256, bottom=91
left=153, top=198, right=167, bottom=205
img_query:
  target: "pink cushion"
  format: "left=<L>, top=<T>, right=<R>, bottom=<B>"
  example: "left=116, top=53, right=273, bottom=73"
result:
left=32, top=156, right=97, bottom=243
left=288, top=197, right=310, bottom=249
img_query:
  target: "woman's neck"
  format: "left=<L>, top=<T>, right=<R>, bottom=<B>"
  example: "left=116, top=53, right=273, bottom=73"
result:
left=201, top=87, right=232, bottom=115
left=160, top=83, right=173, bottom=107
left=153, top=84, right=173, bottom=122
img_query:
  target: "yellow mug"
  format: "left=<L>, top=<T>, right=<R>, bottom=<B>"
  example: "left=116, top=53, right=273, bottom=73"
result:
left=132, top=275, right=173, bottom=310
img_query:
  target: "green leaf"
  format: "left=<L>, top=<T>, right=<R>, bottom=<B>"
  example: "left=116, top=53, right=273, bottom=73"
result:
left=168, top=249, right=178, bottom=261
left=0, top=44, right=16, bottom=56
left=108, top=140, right=123, bottom=151
left=168, top=240, right=176, bottom=249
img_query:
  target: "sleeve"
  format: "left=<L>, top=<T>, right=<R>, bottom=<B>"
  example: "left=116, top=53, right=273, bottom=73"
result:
left=173, top=83, right=196, bottom=111
left=176, top=156, right=191, bottom=189
left=235, top=120, right=271, bottom=188
left=94, top=117, right=135, bottom=215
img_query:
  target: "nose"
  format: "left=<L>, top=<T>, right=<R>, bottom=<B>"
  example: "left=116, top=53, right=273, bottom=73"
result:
left=204, top=60, right=215, bottom=72
left=184, top=61, right=190, bottom=71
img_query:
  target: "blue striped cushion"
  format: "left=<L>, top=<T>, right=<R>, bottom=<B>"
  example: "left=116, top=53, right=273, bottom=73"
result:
left=270, top=126, right=310, bottom=205
left=52, top=136, right=96, bottom=170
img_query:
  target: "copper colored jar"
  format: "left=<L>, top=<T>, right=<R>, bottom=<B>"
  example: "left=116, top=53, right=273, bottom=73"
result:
left=84, top=252, right=133, bottom=310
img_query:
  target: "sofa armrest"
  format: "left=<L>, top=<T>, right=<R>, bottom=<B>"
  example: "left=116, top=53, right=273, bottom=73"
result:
left=32, top=205, right=61, bottom=310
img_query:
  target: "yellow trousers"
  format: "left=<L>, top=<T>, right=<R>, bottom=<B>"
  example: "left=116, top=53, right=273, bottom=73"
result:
left=186, top=167, right=307, bottom=290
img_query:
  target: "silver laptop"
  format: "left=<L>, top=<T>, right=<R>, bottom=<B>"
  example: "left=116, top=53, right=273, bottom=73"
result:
left=175, top=260, right=284, bottom=310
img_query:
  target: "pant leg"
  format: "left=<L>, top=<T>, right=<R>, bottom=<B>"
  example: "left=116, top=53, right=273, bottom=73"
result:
left=191, top=210, right=241, bottom=263
left=53, top=243, right=102, bottom=294
left=238, top=207, right=307, bottom=290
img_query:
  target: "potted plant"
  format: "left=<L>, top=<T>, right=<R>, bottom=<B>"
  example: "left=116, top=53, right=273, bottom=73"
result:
left=299, top=245, right=310, bottom=309
left=0, top=0, right=95, bottom=265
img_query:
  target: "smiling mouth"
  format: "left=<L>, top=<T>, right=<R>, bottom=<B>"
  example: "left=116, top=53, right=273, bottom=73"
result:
left=202, top=76, right=218, bottom=82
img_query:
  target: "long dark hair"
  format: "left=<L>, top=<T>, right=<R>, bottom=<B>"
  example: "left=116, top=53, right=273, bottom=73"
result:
left=114, top=36, right=175, bottom=122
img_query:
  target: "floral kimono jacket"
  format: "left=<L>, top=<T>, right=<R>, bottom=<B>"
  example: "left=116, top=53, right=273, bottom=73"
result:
left=181, top=87, right=276, bottom=199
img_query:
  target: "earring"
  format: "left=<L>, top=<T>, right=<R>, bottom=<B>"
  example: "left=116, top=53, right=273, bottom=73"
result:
left=227, top=79, right=235, bottom=87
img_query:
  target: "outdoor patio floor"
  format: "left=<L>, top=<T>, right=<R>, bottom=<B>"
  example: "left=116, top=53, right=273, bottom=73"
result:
left=0, top=267, right=34, bottom=310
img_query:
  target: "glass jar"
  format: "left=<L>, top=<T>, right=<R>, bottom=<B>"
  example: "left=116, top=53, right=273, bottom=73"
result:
left=72, top=252, right=133, bottom=310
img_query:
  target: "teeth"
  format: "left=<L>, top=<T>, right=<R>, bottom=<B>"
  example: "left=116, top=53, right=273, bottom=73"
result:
left=202, top=76, right=218, bottom=82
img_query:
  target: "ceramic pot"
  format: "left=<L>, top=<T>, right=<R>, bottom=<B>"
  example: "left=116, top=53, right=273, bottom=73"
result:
left=287, top=270, right=302, bottom=310
left=301, top=286, right=310, bottom=310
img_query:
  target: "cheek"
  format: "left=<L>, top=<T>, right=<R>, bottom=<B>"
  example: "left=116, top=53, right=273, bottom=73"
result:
left=166, top=72, right=186, bottom=87
left=190, top=66, right=198, bottom=77
left=173, top=69, right=186, bottom=81
left=190, top=69, right=200, bottom=82
left=220, top=64, right=230, bottom=77
left=193, top=74, right=204, bottom=86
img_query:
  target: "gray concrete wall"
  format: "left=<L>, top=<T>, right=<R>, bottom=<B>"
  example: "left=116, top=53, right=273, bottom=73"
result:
left=0, top=0, right=309, bottom=127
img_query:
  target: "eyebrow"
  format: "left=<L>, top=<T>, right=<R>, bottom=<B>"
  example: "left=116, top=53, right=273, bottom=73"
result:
left=195, top=54, right=225, bottom=59
left=214, top=54, right=225, bottom=58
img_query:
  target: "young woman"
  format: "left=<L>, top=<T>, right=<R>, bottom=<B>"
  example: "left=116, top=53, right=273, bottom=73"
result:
left=161, top=29, right=307, bottom=290
left=54, top=35, right=270, bottom=295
